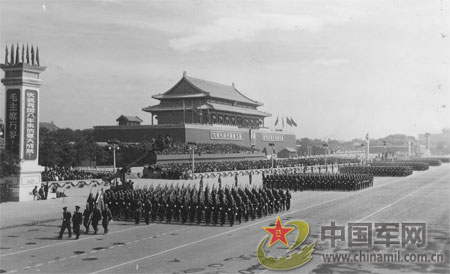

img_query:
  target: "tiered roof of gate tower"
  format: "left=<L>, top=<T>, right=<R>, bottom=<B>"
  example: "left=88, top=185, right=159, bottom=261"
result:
left=142, top=72, right=271, bottom=128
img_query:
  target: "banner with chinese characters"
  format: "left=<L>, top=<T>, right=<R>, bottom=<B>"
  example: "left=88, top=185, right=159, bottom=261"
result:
left=210, top=130, right=243, bottom=140
left=5, top=89, right=21, bottom=154
left=261, top=133, right=284, bottom=142
left=249, top=129, right=256, bottom=145
left=23, top=89, right=38, bottom=160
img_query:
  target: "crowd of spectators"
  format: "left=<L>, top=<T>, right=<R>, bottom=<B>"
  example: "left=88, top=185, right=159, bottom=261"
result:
left=159, top=143, right=257, bottom=155
left=41, top=166, right=113, bottom=182
left=143, top=157, right=360, bottom=179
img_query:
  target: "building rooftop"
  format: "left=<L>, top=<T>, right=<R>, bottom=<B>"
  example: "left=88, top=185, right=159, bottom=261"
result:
left=116, top=115, right=143, bottom=123
left=39, top=121, right=59, bottom=132
left=152, top=74, right=263, bottom=106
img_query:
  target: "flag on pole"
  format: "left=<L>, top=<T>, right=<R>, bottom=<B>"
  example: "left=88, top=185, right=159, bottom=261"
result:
left=290, top=117, right=297, bottom=127
left=282, top=116, right=285, bottom=128
left=274, top=116, right=279, bottom=126
left=286, top=117, right=292, bottom=126
left=365, top=133, right=369, bottom=141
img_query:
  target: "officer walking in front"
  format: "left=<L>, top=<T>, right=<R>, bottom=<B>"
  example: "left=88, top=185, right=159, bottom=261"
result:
left=72, top=205, right=83, bottom=239
left=91, top=204, right=102, bottom=234
left=58, top=207, right=72, bottom=239
left=102, top=204, right=113, bottom=234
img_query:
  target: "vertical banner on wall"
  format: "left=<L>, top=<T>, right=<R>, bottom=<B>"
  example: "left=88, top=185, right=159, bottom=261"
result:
left=249, top=129, right=256, bottom=146
left=23, top=89, right=38, bottom=160
left=5, top=89, right=21, bottom=155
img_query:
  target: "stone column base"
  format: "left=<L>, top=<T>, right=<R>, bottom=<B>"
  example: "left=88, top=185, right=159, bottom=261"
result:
left=6, top=171, right=42, bottom=202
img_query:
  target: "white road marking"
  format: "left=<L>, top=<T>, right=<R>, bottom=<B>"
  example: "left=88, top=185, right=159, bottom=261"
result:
left=70, top=255, right=77, bottom=258
left=47, top=260, right=55, bottom=264
left=58, top=258, right=66, bottom=261
left=0, top=224, right=156, bottom=257
left=356, top=179, right=437, bottom=223
left=34, top=263, right=43, bottom=267
left=89, top=173, right=436, bottom=274
left=8, top=270, right=17, bottom=273
left=22, top=267, right=30, bottom=270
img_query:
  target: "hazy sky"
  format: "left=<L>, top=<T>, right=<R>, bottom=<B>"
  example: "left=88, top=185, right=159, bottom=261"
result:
left=1, top=0, right=449, bottom=140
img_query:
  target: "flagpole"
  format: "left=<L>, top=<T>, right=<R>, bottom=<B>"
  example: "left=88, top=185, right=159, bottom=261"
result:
left=191, top=101, right=194, bottom=124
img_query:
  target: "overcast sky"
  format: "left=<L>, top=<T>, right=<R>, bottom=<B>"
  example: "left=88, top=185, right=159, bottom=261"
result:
left=1, top=0, right=449, bottom=140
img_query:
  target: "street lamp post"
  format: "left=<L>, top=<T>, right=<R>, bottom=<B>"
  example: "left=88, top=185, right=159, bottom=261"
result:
left=269, top=143, right=275, bottom=169
left=187, top=142, right=197, bottom=177
left=323, top=142, right=329, bottom=166
left=107, top=140, right=120, bottom=185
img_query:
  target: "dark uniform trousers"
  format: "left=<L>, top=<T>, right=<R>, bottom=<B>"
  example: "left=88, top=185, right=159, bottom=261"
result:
left=72, top=212, right=83, bottom=239
left=102, top=208, right=113, bottom=234
left=92, top=208, right=102, bottom=234
left=59, top=212, right=72, bottom=239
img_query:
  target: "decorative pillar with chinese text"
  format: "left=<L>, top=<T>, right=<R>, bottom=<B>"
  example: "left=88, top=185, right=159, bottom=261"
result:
left=1, top=44, right=46, bottom=201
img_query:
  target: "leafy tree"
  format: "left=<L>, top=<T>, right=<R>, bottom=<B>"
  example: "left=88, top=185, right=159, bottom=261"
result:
left=0, top=148, right=20, bottom=177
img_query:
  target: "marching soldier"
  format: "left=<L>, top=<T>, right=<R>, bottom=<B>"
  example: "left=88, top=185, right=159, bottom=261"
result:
left=58, top=207, right=72, bottom=239
left=102, top=204, right=113, bottom=234
left=83, top=204, right=91, bottom=234
left=285, top=189, right=291, bottom=210
left=204, top=201, right=212, bottom=225
left=134, top=198, right=143, bottom=224
left=72, top=205, right=83, bottom=239
left=196, top=199, right=204, bottom=225
left=144, top=196, right=152, bottom=225
left=91, top=204, right=102, bottom=234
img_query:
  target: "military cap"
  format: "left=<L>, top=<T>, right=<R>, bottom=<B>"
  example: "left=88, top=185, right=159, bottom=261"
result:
left=75, top=205, right=80, bottom=209
left=63, top=206, right=67, bottom=210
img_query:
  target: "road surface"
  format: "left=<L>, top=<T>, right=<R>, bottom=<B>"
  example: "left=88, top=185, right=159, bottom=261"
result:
left=1, top=164, right=449, bottom=274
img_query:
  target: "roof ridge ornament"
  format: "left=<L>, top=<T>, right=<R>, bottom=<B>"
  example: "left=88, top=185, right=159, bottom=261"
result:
left=183, top=71, right=187, bottom=77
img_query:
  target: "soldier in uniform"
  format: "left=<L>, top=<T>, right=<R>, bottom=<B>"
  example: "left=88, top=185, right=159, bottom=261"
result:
left=72, top=205, right=83, bottom=239
left=285, top=189, right=291, bottom=210
left=102, top=204, right=113, bottom=234
left=188, top=198, right=196, bottom=224
left=58, top=207, right=72, bottom=239
left=144, top=196, right=152, bottom=225
left=173, top=196, right=181, bottom=223
left=219, top=199, right=227, bottom=226
left=196, top=199, right=204, bottom=225
left=83, top=204, right=91, bottom=234
left=134, top=198, right=142, bottom=224
left=91, top=204, right=102, bottom=234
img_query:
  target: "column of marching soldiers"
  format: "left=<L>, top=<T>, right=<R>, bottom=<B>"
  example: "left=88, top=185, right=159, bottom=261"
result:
left=78, top=172, right=374, bottom=232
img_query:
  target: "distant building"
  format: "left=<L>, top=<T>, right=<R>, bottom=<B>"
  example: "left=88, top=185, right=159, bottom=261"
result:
left=116, top=115, right=143, bottom=126
left=94, top=73, right=295, bottom=152
left=418, top=129, right=450, bottom=147
left=277, top=147, right=297, bottom=158
left=39, top=121, right=59, bottom=132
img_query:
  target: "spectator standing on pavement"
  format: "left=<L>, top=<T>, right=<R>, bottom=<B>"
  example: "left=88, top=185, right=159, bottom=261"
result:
left=38, top=185, right=45, bottom=200
left=58, top=207, right=72, bottom=239
left=44, top=182, right=49, bottom=200
left=32, top=186, right=39, bottom=200
left=72, top=206, right=83, bottom=239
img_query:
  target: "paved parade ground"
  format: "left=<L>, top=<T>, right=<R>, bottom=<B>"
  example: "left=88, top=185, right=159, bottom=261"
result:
left=1, top=164, right=449, bottom=274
